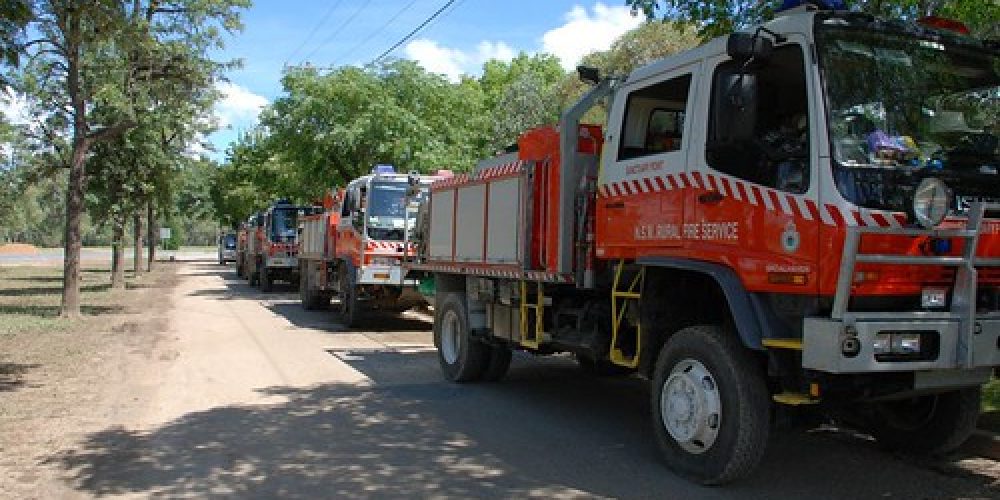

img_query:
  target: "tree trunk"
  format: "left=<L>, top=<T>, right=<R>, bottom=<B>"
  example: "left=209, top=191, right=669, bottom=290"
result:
left=60, top=141, right=88, bottom=318
left=111, top=214, right=125, bottom=290
left=133, top=209, right=143, bottom=276
left=146, top=200, right=155, bottom=272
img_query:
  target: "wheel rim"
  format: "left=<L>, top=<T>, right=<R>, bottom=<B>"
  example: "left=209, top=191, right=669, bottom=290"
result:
left=660, top=358, right=722, bottom=454
left=440, top=309, right=461, bottom=365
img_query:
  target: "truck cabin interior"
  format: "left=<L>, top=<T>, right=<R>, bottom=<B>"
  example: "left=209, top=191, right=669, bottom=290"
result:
left=706, top=43, right=810, bottom=193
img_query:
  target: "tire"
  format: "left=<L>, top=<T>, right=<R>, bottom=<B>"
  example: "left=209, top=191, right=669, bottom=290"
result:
left=338, top=265, right=360, bottom=327
left=260, top=266, right=273, bottom=292
left=481, top=346, right=512, bottom=382
left=434, top=292, right=488, bottom=382
left=249, top=262, right=259, bottom=286
left=236, top=261, right=244, bottom=278
left=867, top=387, right=980, bottom=455
left=300, top=267, right=317, bottom=310
left=651, top=324, right=770, bottom=485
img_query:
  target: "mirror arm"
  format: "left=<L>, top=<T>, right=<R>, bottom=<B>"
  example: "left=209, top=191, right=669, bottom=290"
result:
left=755, top=26, right=787, bottom=44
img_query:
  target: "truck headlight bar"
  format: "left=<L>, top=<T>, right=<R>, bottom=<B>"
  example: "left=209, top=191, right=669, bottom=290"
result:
left=912, top=177, right=951, bottom=228
left=873, top=330, right=939, bottom=362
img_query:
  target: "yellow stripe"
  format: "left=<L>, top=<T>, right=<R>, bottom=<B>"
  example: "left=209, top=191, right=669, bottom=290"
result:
left=762, top=338, right=803, bottom=350
left=772, top=392, right=818, bottom=405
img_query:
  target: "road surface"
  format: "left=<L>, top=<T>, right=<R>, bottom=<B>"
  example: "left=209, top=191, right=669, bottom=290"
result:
left=42, top=262, right=1000, bottom=498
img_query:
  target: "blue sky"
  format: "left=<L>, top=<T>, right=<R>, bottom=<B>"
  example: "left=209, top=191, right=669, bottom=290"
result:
left=208, top=1, right=644, bottom=158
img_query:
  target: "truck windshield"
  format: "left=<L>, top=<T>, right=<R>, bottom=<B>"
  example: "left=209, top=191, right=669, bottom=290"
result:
left=816, top=24, right=999, bottom=212
left=367, top=181, right=410, bottom=240
left=271, top=208, right=298, bottom=242
left=223, top=234, right=236, bottom=249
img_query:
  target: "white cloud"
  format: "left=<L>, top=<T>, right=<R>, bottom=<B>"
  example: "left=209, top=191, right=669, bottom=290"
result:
left=404, top=38, right=516, bottom=82
left=542, top=2, right=643, bottom=70
left=404, top=39, right=468, bottom=82
left=214, top=81, right=268, bottom=130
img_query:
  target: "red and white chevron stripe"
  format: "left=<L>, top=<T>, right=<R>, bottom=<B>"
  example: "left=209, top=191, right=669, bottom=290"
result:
left=431, top=161, right=524, bottom=190
left=409, top=263, right=575, bottom=284
left=365, top=240, right=418, bottom=252
left=478, top=160, right=523, bottom=180
left=598, top=171, right=908, bottom=229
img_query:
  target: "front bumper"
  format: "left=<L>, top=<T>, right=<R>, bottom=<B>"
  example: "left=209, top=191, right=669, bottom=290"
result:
left=356, top=265, right=418, bottom=286
left=266, top=256, right=298, bottom=269
left=802, top=316, right=1000, bottom=373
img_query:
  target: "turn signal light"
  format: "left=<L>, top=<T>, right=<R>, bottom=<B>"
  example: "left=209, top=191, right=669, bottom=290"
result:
left=768, top=272, right=808, bottom=285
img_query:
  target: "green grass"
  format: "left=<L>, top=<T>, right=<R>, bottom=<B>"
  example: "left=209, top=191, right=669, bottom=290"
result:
left=0, top=266, right=136, bottom=335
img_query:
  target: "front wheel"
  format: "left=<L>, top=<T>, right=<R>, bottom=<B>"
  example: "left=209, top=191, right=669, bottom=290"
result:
left=434, top=292, right=488, bottom=382
left=867, top=387, right=980, bottom=455
left=338, top=266, right=360, bottom=327
left=651, top=324, right=770, bottom=485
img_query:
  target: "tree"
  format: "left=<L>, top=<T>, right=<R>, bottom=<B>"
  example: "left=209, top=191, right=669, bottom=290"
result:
left=626, top=0, right=999, bottom=38
left=479, top=53, right=565, bottom=151
left=9, top=0, right=247, bottom=317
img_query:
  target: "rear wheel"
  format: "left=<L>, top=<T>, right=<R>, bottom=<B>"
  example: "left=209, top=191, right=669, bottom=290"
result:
left=481, top=346, right=512, bottom=382
left=260, top=266, right=273, bottom=292
left=249, top=261, right=260, bottom=286
left=434, top=292, right=488, bottom=382
left=651, top=325, right=770, bottom=485
left=300, top=266, right=317, bottom=310
left=867, top=387, right=980, bottom=455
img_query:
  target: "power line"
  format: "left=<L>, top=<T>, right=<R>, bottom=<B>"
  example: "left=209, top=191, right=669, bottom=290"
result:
left=331, top=0, right=420, bottom=67
left=371, top=0, right=457, bottom=65
left=301, top=0, right=374, bottom=64
left=284, top=1, right=344, bottom=64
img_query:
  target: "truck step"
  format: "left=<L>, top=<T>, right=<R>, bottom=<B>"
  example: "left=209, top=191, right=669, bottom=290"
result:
left=772, top=392, right=818, bottom=405
left=762, top=338, right=803, bottom=350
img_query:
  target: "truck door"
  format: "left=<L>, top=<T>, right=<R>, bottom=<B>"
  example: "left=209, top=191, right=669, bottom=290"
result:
left=597, top=64, right=697, bottom=255
left=691, top=40, right=819, bottom=292
left=337, top=182, right=364, bottom=266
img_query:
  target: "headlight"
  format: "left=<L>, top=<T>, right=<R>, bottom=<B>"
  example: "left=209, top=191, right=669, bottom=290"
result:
left=370, top=257, right=400, bottom=266
left=912, top=177, right=951, bottom=228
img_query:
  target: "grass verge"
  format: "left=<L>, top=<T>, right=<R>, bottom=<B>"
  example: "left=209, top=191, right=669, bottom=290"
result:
left=0, top=265, right=168, bottom=335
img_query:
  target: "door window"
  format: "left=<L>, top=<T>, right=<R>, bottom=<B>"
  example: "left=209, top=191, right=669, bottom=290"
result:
left=618, top=74, right=692, bottom=161
left=705, top=44, right=810, bottom=193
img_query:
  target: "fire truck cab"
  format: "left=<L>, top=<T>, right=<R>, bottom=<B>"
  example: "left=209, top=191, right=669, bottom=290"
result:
left=408, top=4, right=1000, bottom=485
left=248, top=199, right=307, bottom=292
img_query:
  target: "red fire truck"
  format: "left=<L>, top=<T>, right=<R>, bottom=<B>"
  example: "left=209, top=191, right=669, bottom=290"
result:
left=235, top=213, right=258, bottom=279
left=298, top=165, right=443, bottom=326
left=406, top=5, right=1000, bottom=484
left=244, top=199, right=308, bottom=292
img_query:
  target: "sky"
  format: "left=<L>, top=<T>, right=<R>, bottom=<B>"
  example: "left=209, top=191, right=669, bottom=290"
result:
left=208, top=0, right=644, bottom=159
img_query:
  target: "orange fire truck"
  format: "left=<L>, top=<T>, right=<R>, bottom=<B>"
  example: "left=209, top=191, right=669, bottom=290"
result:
left=406, top=5, right=1000, bottom=484
left=242, top=199, right=308, bottom=292
left=235, top=212, right=258, bottom=280
left=298, top=165, right=443, bottom=326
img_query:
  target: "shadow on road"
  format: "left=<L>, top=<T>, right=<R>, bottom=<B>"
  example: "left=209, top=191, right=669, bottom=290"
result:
left=183, top=262, right=432, bottom=333
left=49, top=350, right=997, bottom=499
left=0, top=283, right=113, bottom=297
left=0, top=304, right=124, bottom=317
left=0, top=362, right=40, bottom=392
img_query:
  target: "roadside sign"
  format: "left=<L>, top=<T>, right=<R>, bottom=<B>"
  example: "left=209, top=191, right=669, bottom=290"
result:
left=160, top=228, right=171, bottom=240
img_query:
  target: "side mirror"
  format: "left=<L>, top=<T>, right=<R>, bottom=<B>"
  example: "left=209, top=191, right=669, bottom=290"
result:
left=727, top=33, right=773, bottom=63
left=577, top=65, right=600, bottom=85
